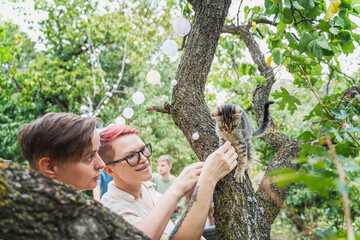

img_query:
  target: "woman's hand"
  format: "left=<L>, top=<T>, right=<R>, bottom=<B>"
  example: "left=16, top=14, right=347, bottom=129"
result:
left=202, top=141, right=238, bottom=184
left=169, top=162, right=204, bottom=198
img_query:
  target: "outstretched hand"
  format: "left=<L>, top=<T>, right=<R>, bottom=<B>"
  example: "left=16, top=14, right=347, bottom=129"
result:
left=202, top=141, right=238, bottom=184
left=170, top=162, right=204, bottom=198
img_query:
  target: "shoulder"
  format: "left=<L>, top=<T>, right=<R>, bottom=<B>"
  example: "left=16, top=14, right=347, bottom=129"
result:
left=151, top=173, right=160, bottom=181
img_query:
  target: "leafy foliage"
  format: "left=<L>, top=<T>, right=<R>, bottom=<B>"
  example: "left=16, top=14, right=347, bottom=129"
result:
left=1, top=0, right=360, bottom=238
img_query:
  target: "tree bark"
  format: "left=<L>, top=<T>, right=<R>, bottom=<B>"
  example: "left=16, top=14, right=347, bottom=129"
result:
left=0, top=162, right=150, bottom=240
left=166, top=1, right=302, bottom=239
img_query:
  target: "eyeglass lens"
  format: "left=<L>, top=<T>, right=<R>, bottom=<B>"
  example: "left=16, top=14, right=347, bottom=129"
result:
left=127, top=144, right=152, bottom=166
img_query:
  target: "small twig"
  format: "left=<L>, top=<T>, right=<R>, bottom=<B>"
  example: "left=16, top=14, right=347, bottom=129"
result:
left=311, top=119, right=331, bottom=125
left=260, top=177, right=319, bottom=238
left=326, top=63, right=356, bottom=85
left=255, top=28, right=264, bottom=38
left=179, top=35, right=187, bottom=51
left=289, top=0, right=316, bottom=26
left=236, top=0, right=244, bottom=26
left=146, top=106, right=170, bottom=114
left=299, top=66, right=334, bottom=118
left=94, top=39, right=128, bottom=113
left=325, top=135, right=355, bottom=240
left=326, top=68, right=334, bottom=95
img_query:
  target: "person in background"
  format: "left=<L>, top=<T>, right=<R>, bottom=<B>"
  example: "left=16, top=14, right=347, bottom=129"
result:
left=151, top=155, right=185, bottom=222
left=98, top=124, right=238, bottom=240
left=93, top=169, right=113, bottom=201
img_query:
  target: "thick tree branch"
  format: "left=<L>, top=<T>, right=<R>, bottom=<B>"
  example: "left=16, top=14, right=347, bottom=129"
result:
left=0, top=162, right=149, bottom=239
left=251, top=18, right=277, bottom=26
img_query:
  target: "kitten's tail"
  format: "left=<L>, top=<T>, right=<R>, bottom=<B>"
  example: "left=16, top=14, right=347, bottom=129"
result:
left=253, top=101, right=275, bottom=138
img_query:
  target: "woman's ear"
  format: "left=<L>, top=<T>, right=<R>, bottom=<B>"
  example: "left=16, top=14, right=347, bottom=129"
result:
left=38, top=157, right=57, bottom=178
left=103, top=166, right=114, bottom=177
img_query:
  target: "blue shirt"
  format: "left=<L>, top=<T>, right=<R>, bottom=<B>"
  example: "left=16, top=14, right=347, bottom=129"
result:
left=97, top=169, right=113, bottom=199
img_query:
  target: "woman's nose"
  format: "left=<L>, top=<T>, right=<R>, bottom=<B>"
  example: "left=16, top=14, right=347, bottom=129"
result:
left=139, top=152, right=148, bottom=163
left=95, top=154, right=105, bottom=169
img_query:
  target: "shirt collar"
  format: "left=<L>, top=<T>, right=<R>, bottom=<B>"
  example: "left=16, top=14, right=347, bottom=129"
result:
left=108, top=180, right=155, bottom=202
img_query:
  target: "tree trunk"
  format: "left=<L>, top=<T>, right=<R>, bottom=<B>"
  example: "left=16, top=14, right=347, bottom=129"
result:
left=165, top=0, right=302, bottom=239
left=0, top=162, right=149, bottom=240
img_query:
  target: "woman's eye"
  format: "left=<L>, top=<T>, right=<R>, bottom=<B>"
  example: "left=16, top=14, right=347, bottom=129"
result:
left=127, top=153, right=137, bottom=161
left=85, top=154, right=94, bottom=163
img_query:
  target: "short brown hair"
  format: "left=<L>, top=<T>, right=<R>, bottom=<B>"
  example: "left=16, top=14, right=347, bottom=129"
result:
left=157, top=155, right=173, bottom=166
left=17, top=112, right=98, bottom=169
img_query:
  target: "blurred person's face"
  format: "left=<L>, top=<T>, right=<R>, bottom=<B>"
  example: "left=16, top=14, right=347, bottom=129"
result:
left=105, top=134, right=152, bottom=183
left=157, top=160, right=171, bottom=176
left=54, top=130, right=105, bottom=190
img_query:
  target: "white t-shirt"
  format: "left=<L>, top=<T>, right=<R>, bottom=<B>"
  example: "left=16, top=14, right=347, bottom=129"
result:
left=100, top=180, right=175, bottom=235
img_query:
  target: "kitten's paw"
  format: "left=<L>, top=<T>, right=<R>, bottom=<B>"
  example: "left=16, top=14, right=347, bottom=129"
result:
left=234, top=171, right=244, bottom=183
left=245, top=163, right=252, bottom=175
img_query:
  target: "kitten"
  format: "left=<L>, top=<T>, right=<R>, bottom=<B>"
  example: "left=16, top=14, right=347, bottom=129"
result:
left=211, top=101, right=274, bottom=183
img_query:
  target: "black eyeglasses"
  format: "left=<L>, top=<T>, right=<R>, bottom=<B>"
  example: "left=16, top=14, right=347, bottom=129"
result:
left=106, top=143, right=152, bottom=167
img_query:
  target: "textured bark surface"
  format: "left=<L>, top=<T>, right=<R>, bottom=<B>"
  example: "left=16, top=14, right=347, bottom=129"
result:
left=0, top=162, right=149, bottom=240
left=166, top=1, right=302, bottom=239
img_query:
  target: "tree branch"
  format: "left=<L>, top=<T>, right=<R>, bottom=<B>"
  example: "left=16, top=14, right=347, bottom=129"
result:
left=325, top=135, right=355, bottom=240
left=0, top=162, right=150, bottom=239
left=146, top=103, right=171, bottom=114
left=251, top=18, right=277, bottom=26
left=260, top=177, right=320, bottom=238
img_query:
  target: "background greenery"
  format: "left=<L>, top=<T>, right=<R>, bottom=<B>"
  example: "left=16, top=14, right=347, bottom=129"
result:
left=1, top=0, right=359, bottom=239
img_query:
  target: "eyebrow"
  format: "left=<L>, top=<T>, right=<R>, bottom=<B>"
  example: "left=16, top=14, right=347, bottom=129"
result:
left=84, top=149, right=97, bottom=159
left=120, top=144, right=146, bottom=158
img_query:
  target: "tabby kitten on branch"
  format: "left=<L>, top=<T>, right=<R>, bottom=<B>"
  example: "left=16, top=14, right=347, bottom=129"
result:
left=211, top=101, right=274, bottom=183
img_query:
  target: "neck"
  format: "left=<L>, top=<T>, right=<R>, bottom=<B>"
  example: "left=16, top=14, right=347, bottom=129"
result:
left=160, top=172, right=171, bottom=181
left=113, top=177, right=143, bottom=199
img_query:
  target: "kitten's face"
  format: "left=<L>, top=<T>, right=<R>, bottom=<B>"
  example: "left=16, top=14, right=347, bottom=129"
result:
left=211, top=105, right=242, bottom=134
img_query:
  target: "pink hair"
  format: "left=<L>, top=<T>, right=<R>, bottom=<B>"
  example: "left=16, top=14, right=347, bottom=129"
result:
left=99, top=124, right=139, bottom=163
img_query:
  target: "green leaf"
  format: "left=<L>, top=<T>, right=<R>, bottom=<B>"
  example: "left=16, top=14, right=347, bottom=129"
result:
left=316, top=36, right=332, bottom=51
left=297, top=131, right=316, bottom=141
left=329, top=127, right=344, bottom=143
left=284, top=0, right=292, bottom=8
left=277, top=21, right=286, bottom=34
left=224, top=41, right=234, bottom=51
left=272, top=87, right=301, bottom=114
left=285, top=32, right=298, bottom=48
left=272, top=48, right=282, bottom=65
left=341, top=41, right=355, bottom=54
left=220, top=79, right=232, bottom=89
left=269, top=168, right=336, bottom=197
left=329, top=27, right=340, bottom=35
left=299, top=0, right=315, bottom=9
left=330, top=109, right=349, bottom=120
left=298, top=33, right=313, bottom=53
left=338, top=30, right=351, bottom=43
left=317, top=20, right=331, bottom=32
left=298, top=143, right=326, bottom=157
left=307, top=40, right=323, bottom=62
left=338, top=155, right=359, bottom=172
left=292, top=1, right=305, bottom=10
left=280, top=8, right=294, bottom=24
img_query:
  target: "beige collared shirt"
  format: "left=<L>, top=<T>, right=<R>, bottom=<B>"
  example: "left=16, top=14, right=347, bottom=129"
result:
left=100, top=180, right=175, bottom=235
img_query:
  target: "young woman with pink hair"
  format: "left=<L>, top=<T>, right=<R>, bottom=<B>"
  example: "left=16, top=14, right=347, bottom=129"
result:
left=98, top=124, right=238, bottom=240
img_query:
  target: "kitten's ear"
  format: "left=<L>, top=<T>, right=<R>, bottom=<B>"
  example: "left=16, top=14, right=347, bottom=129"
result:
left=234, top=105, right=243, bottom=116
left=211, top=108, right=219, bottom=118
